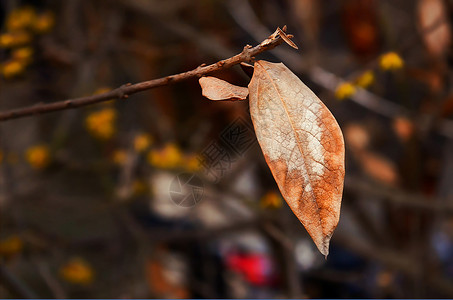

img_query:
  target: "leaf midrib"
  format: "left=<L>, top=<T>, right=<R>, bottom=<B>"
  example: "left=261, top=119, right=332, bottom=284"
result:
left=257, top=61, right=324, bottom=231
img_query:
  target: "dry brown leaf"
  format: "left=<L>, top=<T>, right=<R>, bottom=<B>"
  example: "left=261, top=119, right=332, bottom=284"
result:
left=392, top=117, right=415, bottom=142
left=199, top=76, right=248, bottom=101
left=145, top=257, right=189, bottom=298
left=359, top=152, right=399, bottom=185
left=417, top=0, right=451, bottom=58
left=344, top=123, right=370, bottom=152
left=248, top=60, right=345, bottom=256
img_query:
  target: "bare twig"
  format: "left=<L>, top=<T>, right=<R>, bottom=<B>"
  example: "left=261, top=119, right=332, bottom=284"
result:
left=345, top=176, right=453, bottom=214
left=0, top=28, right=290, bottom=122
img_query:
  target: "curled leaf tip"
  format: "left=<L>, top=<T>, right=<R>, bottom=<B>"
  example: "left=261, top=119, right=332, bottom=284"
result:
left=240, top=62, right=254, bottom=78
left=277, top=27, right=299, bottom=49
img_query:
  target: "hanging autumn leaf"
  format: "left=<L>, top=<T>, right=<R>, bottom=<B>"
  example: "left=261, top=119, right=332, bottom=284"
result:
left=417, top=0, right=451, bottom=58
left=199, top=76, right=248, bottom=101
left=248, top=60, right=345, bottom=256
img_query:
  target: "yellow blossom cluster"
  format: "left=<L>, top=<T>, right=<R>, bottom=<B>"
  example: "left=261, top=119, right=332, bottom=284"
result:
left=60, top=257, right=94, bottom=285
left=147, top=143, right=182, bottom=169
left=335, top=82, right=356, bottom=100
left=0, top=6, right=54, bottom=79
left=0, top=235, right=23, bottom=257
left=134, top=133, right=152, bottom=152
left=260, top=191, right=283, bottom=209
left=335, top=51, right=404, bottom=100
left=112, top=149, right=127, bottom=165
left=85, top=108, right=117, bottom=140
left=93, top=87, right=112, bottom=95
left=379, top=52, right=404, bottom=71
left=355, top=70, right=375, bottom=88
left=0, top=31, right=31, bottom=48
left=147, top=143, right=201, bottom=171
left=132, top=179, right=148, bottom=196
left=26, top=145, right=50, bottom=169
left=32, top=12, right=55, bottom=34
left=4, top=6, right=54, bottom=34
left=183, top=154, right=201, bottom=172
left=335, top=70, right=375, bottom=100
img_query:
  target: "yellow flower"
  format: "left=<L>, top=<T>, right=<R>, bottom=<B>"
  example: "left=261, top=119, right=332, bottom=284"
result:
left=183, top=154, right=201, bottom=172
left=379, top=52, right=404, bottom=71
left=93, top=87, right=112, bottom=95
left=112, top=149, right=127, bottom=165
left=26, top=145, right=50, bottom=169
left=12, top=47, right=33, bottom=64
left=32, top=12, right=55, bottom=34
left=1, top=60, right=26, bottom=79
left=147, top=150, right=160, bottom=167
left=60, top=257, right=94, bottom=285
left=134, top=133, right=152, bottom=152
left=85, top=108, right=117, bottom=140
left=6, top=7, right=36, bottom=31
left=356, top=71, right=374, bottom=88
left=335, top=82, right=356, bottom=100
left=0, top=235, right=23, bottom=257
left=260, top=191, right=282, bottom=209
left=132, top=180, right=148, bottom=196
left=0, top=31, right=31, bottom=48
left=147, top=143, right=182, bottom=169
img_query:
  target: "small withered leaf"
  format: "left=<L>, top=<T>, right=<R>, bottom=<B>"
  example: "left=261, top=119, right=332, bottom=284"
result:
left=277, top=27, right=299, bottom=49
left=417, top=0, right=451, bottom=58
left=199, top=76, right=248, bottom=101
left=248, top=60, right=345, bottom=256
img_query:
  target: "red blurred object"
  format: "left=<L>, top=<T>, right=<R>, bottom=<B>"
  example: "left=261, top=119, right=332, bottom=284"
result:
left=226, top=252, right=275, bottom=286
left=341, top=0, right=380, bottom=60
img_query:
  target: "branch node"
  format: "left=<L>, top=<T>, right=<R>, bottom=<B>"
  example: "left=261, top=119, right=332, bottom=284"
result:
left=117, top=84, right=132, bottom=100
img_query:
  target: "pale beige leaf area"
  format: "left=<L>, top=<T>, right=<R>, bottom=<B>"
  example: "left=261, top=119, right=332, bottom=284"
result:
left=248, top=60, right=345, bottom=256
left=199, top=76, right=248, bottom=101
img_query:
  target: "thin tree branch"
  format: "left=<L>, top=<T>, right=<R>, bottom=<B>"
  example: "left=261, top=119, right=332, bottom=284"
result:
left=345, top=175, right=453, bottom=214
left=0, top=27, right=291, bottom=122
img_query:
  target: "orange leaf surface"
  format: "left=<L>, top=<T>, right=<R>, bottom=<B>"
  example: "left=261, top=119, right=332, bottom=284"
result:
left=199, top=76, right=248, bottom=101
left=358, top=151, right=399, bottom=186
left=248, top=60, right=345, bottom=256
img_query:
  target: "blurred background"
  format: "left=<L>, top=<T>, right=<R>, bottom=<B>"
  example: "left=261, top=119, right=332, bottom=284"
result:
left=1, top=0, right=453, bottom=298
